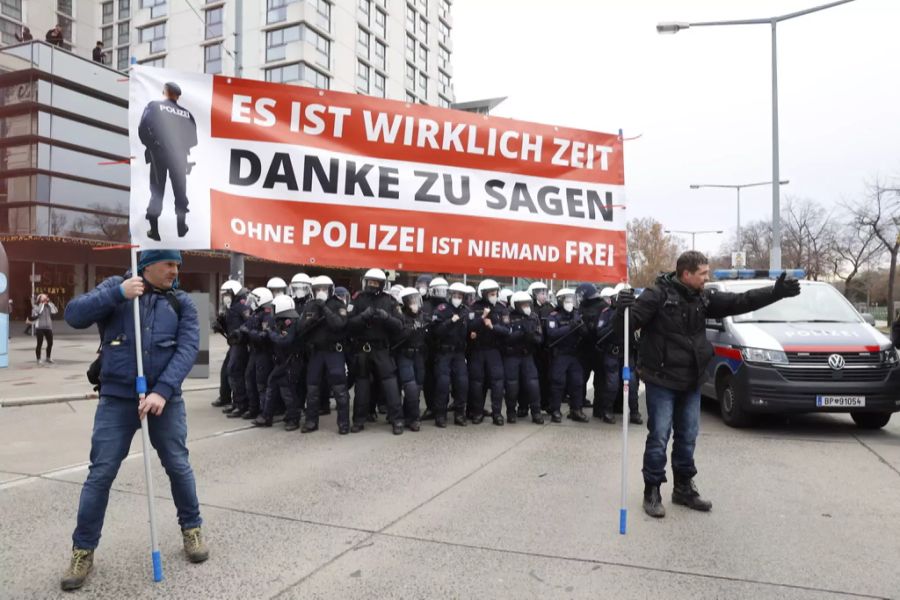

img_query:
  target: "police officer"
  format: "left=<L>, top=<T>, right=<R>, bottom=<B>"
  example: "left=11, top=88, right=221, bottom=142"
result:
left=467, top=279, right=510, bottom=425
left=545, top=288, right=590, bottom=423
left=499, top=288, right=514, bottom=307
left=503, top=291, right=545, bottom=424
left=266, top=295, right=303, bottom=431
left=300, top=276, right=352, bottom=434
left=288, top=272, right=313, bottom=412
left=463, top=285, right=477, bottom=307
left=577, top=283, right=615, bottom=423
left=529, top=281, right=554, bottom=413
left=267, top=276, right=288, bottom=298
left=395, top=287, right=428, bottom=431
left=138, top=82, right=197, bottom=241
left=236, top=287, right=274, bottom=420
left=415, top=274, right=437, bottom=420
left=211, top=280, right=240, bottom=408
left=222, top=281, right=252, bottom=417
left=347, top=269, right=405, bottom=435
left=290, top=273, right=312, bottom=308
left=431, top=282, right=470, bottom=427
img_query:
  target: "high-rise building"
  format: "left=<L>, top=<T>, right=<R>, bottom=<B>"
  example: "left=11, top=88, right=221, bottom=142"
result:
left=0, top=0, right=455, bottom=107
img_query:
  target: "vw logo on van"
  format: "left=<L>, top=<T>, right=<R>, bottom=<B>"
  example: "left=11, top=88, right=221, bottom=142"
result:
left=828, top=354, right=845, bottom=370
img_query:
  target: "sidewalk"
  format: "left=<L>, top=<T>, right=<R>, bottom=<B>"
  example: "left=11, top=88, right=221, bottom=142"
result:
left=0, top=332, right=226, bottom=406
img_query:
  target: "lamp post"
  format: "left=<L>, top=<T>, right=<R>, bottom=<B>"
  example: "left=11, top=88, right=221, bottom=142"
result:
left=658, top=0, right=856, bottom=269
left=689, top=180, right=790, bottom=250
left=664, top=229, right=723, bottom=251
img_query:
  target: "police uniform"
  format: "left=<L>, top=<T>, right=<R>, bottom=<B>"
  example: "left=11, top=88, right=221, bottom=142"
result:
left=536, top=300, right=556, bottom=412
left=545, top=308, right=588, bottom=421
left=502, top=308, right=544, bottom=423
left=242, top=308, right=274, bottom=419
left=431, top=301, right=470, bottom=426
left=211, top=310, right=232, bottom=407
left=466, top=299, right=510, bottom=424
left=579, top=295, right=615, bottom=421
left=347, top=290, right=405, bottom=432
left=395, top=304, right=428, bottom=428
left=266, top=313, right=303, bottom=429
left=137, top=83, right=197, bottom=239
left=223, top=293, right=251, bottom=415
left=301, top=297, right=351, bottom=433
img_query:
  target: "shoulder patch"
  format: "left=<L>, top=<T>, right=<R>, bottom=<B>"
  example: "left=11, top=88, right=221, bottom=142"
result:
left=469, top=312, right=475, bottom=320
left=548, top=321, right=556, bottom=328
left=347, top=304, right=354, bottom=312
left=339, top=308, right=347, bottom=316
left=437, top=304, right=447, bottom=311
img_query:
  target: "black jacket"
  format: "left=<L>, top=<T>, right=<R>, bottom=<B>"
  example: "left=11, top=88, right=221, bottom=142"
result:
left=503, top=310, right=543, bottom=355
left=467, top=299, right=510, bottom=350
left=138, top=99, right=198, bottom=161
left=299, top=297, right=347, bottom=348
left=347, top=291, right=402, bottom=345
left=396, top=308, right=429, bottom=352
left=892, top=318, right=900, bottom=349
left=431, top=302, right=470, bottom=351
left=622, top=272, right=779, bottom=391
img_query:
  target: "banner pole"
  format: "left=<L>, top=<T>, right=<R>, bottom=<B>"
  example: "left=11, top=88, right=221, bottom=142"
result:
left=619, top=299, right=630, bottom=535
left=131, top=246, right=163, bottom=581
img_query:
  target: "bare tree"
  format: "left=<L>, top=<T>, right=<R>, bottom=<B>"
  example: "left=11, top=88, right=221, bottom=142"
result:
left=831, top=215, right=883, bottom=299
left=855, top=182, right=900, bottom=326
left=781, top=198, right=837, bottom=280
left=733, top=220, right=771, bottom=269
left=627, top=217, right=683, bottom=288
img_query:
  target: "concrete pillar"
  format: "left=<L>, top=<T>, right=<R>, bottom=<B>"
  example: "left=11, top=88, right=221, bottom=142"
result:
left=87, top=263, right=97, bottom=289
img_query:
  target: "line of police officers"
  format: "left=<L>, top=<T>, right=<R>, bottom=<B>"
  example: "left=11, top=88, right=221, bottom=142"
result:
left=210, top=270, right=643, bottom=435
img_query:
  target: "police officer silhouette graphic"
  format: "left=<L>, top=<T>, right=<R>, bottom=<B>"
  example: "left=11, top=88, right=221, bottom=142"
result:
left=138, top=82, right=197, bottom=241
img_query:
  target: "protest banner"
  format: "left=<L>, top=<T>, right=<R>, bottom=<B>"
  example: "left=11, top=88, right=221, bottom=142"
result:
left=129, top=66, right=627, bottom=280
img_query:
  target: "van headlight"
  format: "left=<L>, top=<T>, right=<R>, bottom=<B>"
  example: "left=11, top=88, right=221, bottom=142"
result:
left=740, top=347, right=788, bottom=364
left=881, top=347, right=900, bottom=365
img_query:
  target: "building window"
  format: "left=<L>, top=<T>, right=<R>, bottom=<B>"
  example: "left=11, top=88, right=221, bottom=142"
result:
left=101, top=1, right=114, bottom=23
left=417, top=43, right=427, bottom=69
left=265, top=62, right=329, bottom=89
left=373, top=8, right=386, bottom=38
left=405, top=5, right=415, bottom=32
left=118, top=0, right=131, bottom=20
left=418, top=71, right=427, bottom=97
left=405, top=61, right=415, bottom=90
left=439, top=44, right=450, bottom=70
left=311, top=0, right=330, bottom=32
left=204, top=43, right=222, bottom=73
left=117, top=47, right=130, bottom=70
left=438, top=95, right=451, bottom=109
left=373, top=71, right=385, bottom=98
left=373, top=40, right=385, bottom=70
left=0, top=17, right=21, bottom=45
left=205, top=6, right=223, bottom=39
left=1, top=0, right=22, bottom=21
left=358, top=0, right=370, bottom=22
left=405, top=33, right=415, bottom=62
left=439, top=0, right=450, bottom=22
left=357, top=26, right=369, bottom=59
left=439, top=19, right=450, bottom=45
left=139, top=22, right=165, bottom=54
left=417, top=0, right=427, bottom=14
left=141, top=0, right=167, bottom=19
left=439, top=69, right=451, bottom=95
left=58, top=15, right=74, bottom=44
left=406, top=92, right=416, bottom=104
left=356, top=60, right=369, bottom=93
left=267, top=0, right=296, bottom=24
left=418, top=15, right=427, bottom=40
left=101, top=26, right=113, bottom=47
left=57, top=0, right=73, bottom=16
left=266, top=24, right=300, bottom=62
left=117, top=21, right=130, bottom=44
left=309, top=25, right=330, bottom=68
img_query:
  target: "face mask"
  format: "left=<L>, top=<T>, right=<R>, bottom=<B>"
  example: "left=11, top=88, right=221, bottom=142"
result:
left=417, top=285, right=428, bottom=296
left=409, top=304, right=420, bottom=314
left=522, top=306, right=532, bottom=316
left=223, top=296, right=232, bottom=309
left=315, top=290, right=328, bottom=301
left=451, top=297, right=462, bottom=308
left=562, top=301, right=574, bottom=313
left=488, top=293, right=498, bottom=305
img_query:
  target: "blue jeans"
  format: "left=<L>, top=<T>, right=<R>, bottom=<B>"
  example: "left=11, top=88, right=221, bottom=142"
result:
left=72, top=396, right=202, bottom=549
left=642, top=381, right=701, bottom=486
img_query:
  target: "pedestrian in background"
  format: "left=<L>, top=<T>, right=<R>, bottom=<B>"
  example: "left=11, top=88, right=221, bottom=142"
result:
left=45, top=25, right=64, bottom=47
left=31, top=293, right=57, bottom=364
left=14, top=26, right=32, bottom=42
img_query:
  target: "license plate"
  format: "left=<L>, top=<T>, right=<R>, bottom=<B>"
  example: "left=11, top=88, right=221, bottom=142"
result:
left=816, top=395, right=865, bottom=408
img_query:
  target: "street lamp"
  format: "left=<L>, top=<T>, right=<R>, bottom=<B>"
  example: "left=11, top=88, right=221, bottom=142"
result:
left=689, top=180, right=790, bottom=251
left=664, top=229, right=723, bottom=251
left=658, top=0, right=856, bottom=270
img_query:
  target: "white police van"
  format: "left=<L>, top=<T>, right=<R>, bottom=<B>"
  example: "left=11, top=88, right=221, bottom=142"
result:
left=702, top=270, right=900, bottom=429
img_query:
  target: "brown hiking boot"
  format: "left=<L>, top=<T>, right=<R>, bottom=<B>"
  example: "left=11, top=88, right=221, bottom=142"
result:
left=182, top=527, right=209, bottom=563
left=60, top=548, right=94, bottom=591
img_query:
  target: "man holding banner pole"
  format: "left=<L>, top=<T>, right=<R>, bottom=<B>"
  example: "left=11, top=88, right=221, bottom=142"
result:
left=61, top=250, right=207, bottom=591
left=616, top=251, right=800, bottom=518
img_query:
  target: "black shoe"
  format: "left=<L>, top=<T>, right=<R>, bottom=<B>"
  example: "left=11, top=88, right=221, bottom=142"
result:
left=392, top=423, right=404, bottom=435
left=583, top=399, right=594, bottom=408
left=176, top=214, right=189, bottom=238
left=454, top=414, right=467, bottom=427
left=435, top=416, right=447, bottom=428
left=550, top=411, right=562, bottom=423
left=643, top=484, right=666, bottom=518
left=222, top=405, right=238, bottom=414
left=601, top=412, right=616, bottom=424
left=532, top=414, right=545, bottom=425
left=471, top=415, right=484, bottom=425
left=241, top=411, right=260, bottom=420
left=516, top=407, right=529, bottom=418
left=227, top=410, right=248, bottom=419
left=421, top=408, right=435, bottom=421
left=629, top=412, right=644, bottom=425
left=367, top=413, right=378, bottom=423
left=338, top=425, right=350, bottom=435
left=252, top=415, right=272, bottom=427
left=672, top=477, right=713, bottom=512
left=492, top=414, right=504, bottom=426
left=351, top=423, right=365, bottom=433
left=300, top=422, right=318, bottom=433
left=378, top=405, right=388, bottom=415
left=284, top=420, right=300, bottom=432
left=408, top=421, right=421, bottom=432
left=567, top=410, right=590, bottom=423
left=211, top=397, right=229, bottom=407
left=146, top=217, right=161, bottom=242
left=507, top=413, right=517, bottom=424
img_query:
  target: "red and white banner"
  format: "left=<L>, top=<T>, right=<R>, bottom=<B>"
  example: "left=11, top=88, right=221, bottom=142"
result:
left=129, top=66, right=626, bottom=280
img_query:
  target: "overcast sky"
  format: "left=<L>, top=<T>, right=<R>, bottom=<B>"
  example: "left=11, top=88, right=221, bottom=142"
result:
left=451, top=0, right=900, bottom=256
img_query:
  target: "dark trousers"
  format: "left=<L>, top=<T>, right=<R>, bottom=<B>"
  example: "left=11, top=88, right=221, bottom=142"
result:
left=227, top=344, right=249, bottom=410
left=35, top=328, right=53, bottom=360
left=218, top=347, right=232, bottom=402
left=146, top=151, right=189, bottom=219
left=305, top=350, right=351, bottom=427
left=396, top=352, right=424, bottom=424
left=422, top=346, right=436, bottom=412
left=252, top=352, right=273, bottom=414
left=550, top=352, right=584, bottom=413
left=245, top=352, right=258, bottom=413
left=467, top=348, right=504, bottom=417
left=353, top=347, right=403, bottom=426
left=503, top=354, right=541, bottom=416
left=434, top=351, right=467, bottom=418
left=643, top=382, right=701, bottom=486
left=266, top=363, right=302, bottom=423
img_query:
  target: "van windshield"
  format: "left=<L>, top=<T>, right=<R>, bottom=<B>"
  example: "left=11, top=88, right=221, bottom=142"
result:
left=719, top=283, right=862, bottom=324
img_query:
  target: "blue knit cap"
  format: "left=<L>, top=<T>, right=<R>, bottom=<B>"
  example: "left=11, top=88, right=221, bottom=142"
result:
left=138, top=249, right=182, bottom=274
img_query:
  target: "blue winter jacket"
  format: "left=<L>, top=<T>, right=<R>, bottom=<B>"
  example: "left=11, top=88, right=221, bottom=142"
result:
left=65, top=275, right=199, bottom=401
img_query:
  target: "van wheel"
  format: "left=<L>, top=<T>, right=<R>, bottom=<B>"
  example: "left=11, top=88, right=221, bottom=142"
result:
left=717, top=374, right=753, bottom=428
left=851, top=412, right=891, bottom=430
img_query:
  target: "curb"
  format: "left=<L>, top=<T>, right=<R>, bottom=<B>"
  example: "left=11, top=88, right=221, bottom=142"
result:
left=0, top=384, right=221, bottom=408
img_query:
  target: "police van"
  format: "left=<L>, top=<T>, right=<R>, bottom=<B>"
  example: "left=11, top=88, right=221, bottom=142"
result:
left=702, top=270, right=900, bottom=429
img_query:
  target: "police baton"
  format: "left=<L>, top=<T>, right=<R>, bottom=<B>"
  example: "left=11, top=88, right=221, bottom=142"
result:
left=619, top=282, right=632, bottom=536
left=546, top=319, right=585, bottom=349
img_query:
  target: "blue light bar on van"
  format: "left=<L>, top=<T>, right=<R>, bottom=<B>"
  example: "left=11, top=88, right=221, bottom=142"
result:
left=712, top=269, right=806, bottom=280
